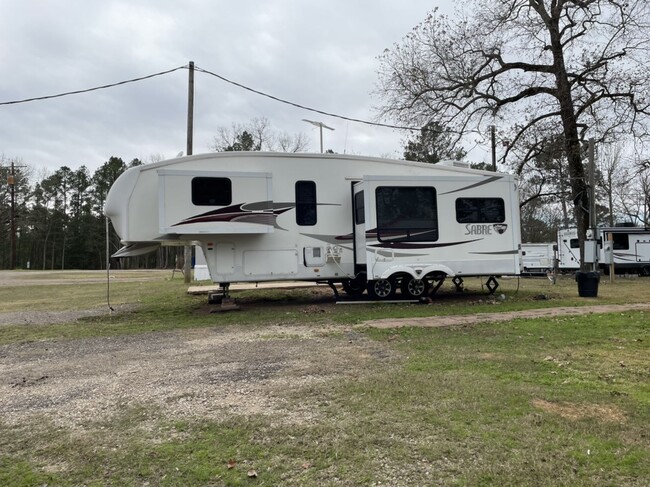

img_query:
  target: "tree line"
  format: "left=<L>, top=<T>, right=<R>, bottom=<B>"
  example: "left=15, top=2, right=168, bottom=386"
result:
left=0, top=156, right=164, bottom=271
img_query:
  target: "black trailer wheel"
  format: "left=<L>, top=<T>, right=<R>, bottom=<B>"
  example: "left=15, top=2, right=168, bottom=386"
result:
left=400, top=276, right=428, bottom=299
left=367, top=278, right=395, bottom=300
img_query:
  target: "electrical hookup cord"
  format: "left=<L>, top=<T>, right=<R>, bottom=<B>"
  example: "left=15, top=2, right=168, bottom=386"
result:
left=106, top=217, right=114, bottom=313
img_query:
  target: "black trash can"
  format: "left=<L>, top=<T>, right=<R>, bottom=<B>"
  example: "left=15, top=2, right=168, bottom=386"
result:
left=575, top=271, right=600, bottom=297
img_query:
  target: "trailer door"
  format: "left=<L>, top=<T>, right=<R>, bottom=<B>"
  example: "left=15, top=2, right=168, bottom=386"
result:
left=636, top=239, right=650, bottom=262
left=352, top=182, right=367, bottom=268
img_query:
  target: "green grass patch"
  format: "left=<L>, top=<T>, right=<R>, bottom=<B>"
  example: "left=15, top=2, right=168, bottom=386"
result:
left=1, top=294, right=648, bottom=485
left=1, top=272, right=649, bottom=345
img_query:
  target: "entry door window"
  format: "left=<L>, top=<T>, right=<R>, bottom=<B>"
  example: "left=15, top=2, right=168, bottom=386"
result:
left=376, top=186, right=438, bottom=242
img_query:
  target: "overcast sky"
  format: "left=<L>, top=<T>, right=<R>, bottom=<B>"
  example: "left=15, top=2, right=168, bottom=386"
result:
left=0, top=0, right=480, bottom=175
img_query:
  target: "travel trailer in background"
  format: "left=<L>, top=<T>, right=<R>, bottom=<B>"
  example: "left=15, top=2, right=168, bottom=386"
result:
left=557, top=227, right=581, bottom=271
left=557, top=226, right=650, bottom=275
left=105, top=152, right=522, bottom=300
left=520, top=242, right=556, bottom=275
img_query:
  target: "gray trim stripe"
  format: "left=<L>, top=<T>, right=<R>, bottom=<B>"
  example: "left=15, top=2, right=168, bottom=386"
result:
left=440, top=176, right=503, bottom=195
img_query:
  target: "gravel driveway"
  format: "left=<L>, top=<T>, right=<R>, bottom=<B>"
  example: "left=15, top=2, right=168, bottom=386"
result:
left=0, top=321, right=395, bottom=429
left=3, top=298, right=650, bottom=432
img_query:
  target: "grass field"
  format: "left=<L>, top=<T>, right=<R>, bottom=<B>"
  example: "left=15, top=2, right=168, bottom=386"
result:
left=0, top=271, right=648, bottom=486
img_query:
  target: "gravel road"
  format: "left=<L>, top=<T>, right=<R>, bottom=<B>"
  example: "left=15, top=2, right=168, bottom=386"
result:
left=0, top=321, right=395, bottom=429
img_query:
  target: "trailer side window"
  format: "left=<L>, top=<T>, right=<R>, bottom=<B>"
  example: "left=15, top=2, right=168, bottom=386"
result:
left=354, top=191, right=365, bottom=224
left=569, top=239, right=579, bottom=249
left=455, top=198, right=505, bottom=223
left=612, top=233, right=629, bottom=250
left=376, top=186, right=438, bottom=242
left=191, top=177, right=232, bottom=206
left=296, top=181, right=317, bottom=226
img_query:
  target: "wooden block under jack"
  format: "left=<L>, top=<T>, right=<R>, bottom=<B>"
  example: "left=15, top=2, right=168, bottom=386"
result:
left=211, top=297, right=241, bottom=312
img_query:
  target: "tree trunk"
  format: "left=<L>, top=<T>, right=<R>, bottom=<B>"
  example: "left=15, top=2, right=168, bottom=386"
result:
left=549, top=17, right=590, bottom=271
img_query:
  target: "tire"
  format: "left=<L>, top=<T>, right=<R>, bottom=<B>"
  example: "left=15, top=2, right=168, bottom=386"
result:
left=367, top=278, right=395, bottom=300
left=400, top=276, right=428, bottom=299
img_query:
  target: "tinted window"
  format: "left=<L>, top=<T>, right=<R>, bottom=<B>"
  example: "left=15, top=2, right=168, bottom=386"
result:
left=612, top=233, right=629, bottom=250
left=569, top=238, right=579, bottom=249
left=296, top=181, right=317, bottom=226
left=455, top=198, right=505, bottom=223
left=192, top=177, right=232, bottom=206
left=354, top=191, right=365, bottom=224
left=376, top=186, right=438, bottom=242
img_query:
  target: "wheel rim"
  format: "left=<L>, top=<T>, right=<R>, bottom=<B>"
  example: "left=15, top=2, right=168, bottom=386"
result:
left=373, top=279, right=393, bottom=298
left=405, top=278, right=426, bottom=297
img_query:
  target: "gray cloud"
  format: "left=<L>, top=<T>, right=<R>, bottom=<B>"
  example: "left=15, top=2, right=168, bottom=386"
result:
left=0, top=0, right=452, bottom=173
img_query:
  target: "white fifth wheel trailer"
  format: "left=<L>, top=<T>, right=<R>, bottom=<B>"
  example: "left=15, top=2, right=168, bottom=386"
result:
left=105, top=152, right=521, bottom=299
left=557, top=226, right=650, bottom=275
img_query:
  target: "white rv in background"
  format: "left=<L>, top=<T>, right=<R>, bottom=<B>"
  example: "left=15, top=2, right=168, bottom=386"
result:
left=557, top=226, right=650, bottom=275
left=105, top=152, right=521, bottom=299
left=520, top=243, right=557, bottom=275
left=557, top=228, right=581, bottom=271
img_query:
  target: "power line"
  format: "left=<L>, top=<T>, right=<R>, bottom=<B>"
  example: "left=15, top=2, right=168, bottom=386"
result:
left=0, top=62, right=426, bottom=133
left=0, top=65, right=188, bottom=106
left=194, top=65, right=422, bottom=132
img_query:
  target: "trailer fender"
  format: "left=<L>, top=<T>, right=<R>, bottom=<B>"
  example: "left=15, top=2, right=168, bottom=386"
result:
left=379, top=264, right=454, bottom=281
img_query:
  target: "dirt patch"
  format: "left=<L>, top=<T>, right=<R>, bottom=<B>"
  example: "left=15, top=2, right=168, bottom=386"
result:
left=0, top=325, right=397, bottom=429
left=0, top=304, right=136, bottom=326
left=532, top=399, right=627, bottom=423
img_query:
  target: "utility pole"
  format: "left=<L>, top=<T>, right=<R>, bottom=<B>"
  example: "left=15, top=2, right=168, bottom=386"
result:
left=491, top=125, right=497, bottom=172
left=9, top=161, right=16, bottom=270
left=588, top=138, right=597, bottom=272
left=186, top=61, right=194, bottom=157
left=183, top=61, right=195, bottom=284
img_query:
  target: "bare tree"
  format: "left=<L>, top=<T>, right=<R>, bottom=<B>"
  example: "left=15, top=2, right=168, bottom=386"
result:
left=596, top=142, right=635, bottom=226
left=618, top=158, right=650, bottom=225
left=210, top=117, right=309, bottom=153
left=376, top=1, right=650, bottom=270
left=276, top=132, right=309, bottom=153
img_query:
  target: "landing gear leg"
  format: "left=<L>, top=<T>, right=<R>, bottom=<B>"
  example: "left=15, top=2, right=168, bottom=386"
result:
left=327, top=280, right=340, bottom=300
left=429, top=274, right=446, bottom=295
left=209, top=282, right=240, bottom=311
left=485, top=276, right=499, bottom=295
left=452, top=276, right=464, bottom=292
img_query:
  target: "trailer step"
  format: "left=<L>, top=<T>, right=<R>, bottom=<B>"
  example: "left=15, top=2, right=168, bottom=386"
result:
left=335, top=299, right=420, bottom=305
